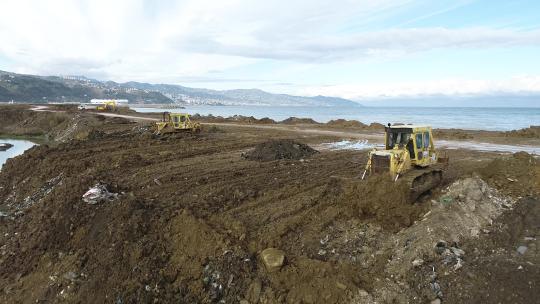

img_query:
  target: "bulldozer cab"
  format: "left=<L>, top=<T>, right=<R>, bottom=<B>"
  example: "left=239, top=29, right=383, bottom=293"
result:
left=385, top=125, right=435, bottom=167
left=166, top=113, right=190, bottom=128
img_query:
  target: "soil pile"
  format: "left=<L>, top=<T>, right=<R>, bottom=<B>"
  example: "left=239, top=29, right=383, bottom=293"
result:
left=341, top=175, right=429, bottom=231
left=438, top=196, right=540, bottom=303
left=280, top=117, right=319, bottom=124
left=191, top=114, right=276, bottom=124
left=326, top=119, right=367, bottom=128
left=379, top=177, right=516, bottom=302
left=506, top=125, right=540, bottom=138
left=0, top=106, right=71, bottom=137
left=434, top=129, right=474, bottom=140
left=479, top=151, right=540, bottom=197
left=0, top=107, right=136, bottom=142
left=244, top=139, right=319, bottom=161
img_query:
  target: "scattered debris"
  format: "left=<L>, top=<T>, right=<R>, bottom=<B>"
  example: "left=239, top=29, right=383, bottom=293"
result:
left=412, top=258, right=424, bottom=267
left=435, top=241, right=465, bottom=271
left=82, top=183, right=118, bottom=205
left=10, top=173, right=64, bottom=211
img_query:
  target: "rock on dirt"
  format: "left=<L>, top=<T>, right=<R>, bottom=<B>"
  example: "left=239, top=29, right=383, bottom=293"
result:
left=244, top=139, right=319, bottom=161
left=517, top=245, right=528, bottom=255
left=260, top=248, right=285, bottom=272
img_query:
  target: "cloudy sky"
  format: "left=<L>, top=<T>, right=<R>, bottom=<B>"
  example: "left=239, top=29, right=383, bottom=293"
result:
left=1, top=0, right=539, bottom=103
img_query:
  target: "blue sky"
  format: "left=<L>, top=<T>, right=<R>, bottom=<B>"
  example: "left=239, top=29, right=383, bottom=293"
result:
left=0, top=0, right=539, bottom=104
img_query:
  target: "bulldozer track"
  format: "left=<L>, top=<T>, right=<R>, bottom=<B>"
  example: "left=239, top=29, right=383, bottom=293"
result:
left=399, top=165, right=445, bottom=202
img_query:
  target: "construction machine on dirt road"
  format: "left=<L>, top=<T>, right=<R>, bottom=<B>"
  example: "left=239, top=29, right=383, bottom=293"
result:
left=362, top=124, right=448, bottom=202
left=96, top=101, right=117, bottom=112
left=153, top=112, right=201, bottom=135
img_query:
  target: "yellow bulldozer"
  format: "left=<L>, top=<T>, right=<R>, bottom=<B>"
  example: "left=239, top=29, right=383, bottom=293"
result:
left=96, top=100, right=117, bottom=111
left=362, top=124, right=448, bottom=201
left=153, top=112, right=201, bottom=135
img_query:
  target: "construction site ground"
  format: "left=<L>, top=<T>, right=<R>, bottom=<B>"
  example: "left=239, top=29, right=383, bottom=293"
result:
left=0, top=105, right=538, bottom=303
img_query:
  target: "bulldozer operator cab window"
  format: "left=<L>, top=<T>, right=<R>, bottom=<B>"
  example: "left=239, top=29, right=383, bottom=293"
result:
left=416, top=133, right=424, bottom=159
left=387, top=129, right=412, bottom=149
left=423, top=132, right=430, bottom=149
left=180, top=116, right=186, bottom=122
left=173, top=116, right=179, bottom=123
left=416, top=133, right=423, bottom=149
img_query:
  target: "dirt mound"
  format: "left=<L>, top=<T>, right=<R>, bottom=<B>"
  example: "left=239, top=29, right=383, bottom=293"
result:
left=505, top=125, right=540, bottom=138
left=340, top=175, right=429, bottom=231
left=280, top=117, right=319, bottom=124
left=244, top=139, right=319, bottom=161
left=190, top=114, right=276, bottom=124
left=366, top=122, right=385, bottom=130
left=257, top=117, right=276, bottom=124
left=479, top=151, right=539, bottom=197
left=0, top=107, right=71, bottom=137
left=438, top=196, right=540, bottom=304
left=0, top=107, right=135, bottom=142
left=378, top=177, right=516, bottom=302
left=434, top=129, right=474, bottom=140
left=326, top=119, right=367, bottom=128
left=324, top=119, right=383, bottom=130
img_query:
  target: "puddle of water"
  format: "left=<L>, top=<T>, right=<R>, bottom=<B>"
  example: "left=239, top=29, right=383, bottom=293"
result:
left=320, top=139, right=540, bottom=156
left=319, top=140, right=383, bottom=151
left=0, top=139, right=36, bottom=170
left=437, top=140, right=540, bottom=155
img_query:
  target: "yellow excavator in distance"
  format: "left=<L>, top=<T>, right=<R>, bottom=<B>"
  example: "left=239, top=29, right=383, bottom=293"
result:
left=362, top=123, right=448, bottom=202
left=153, top=112, right=201, bottom=135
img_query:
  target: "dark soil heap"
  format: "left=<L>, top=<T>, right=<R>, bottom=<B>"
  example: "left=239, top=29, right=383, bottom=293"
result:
left=506, top=125, right=540, bottom=138
left=245, top=139, right=319, bottom=161
left=280, top=117, right=319, bottom=124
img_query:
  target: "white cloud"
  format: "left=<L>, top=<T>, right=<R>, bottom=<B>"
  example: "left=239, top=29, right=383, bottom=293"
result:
left=0, top=0, right=411, bottom=80
left=0, top=0, right=539, bottom=100
left=179, top=27, right=540, bottom=62
left=298, top=75, right=540, bottom=99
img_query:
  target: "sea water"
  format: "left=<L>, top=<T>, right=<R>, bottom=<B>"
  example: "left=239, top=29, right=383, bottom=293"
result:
left=131, top=106, right=540, bottom=131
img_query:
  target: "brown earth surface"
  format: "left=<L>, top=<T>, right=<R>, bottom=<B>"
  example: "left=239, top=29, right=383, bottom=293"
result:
left=0, top=106, right=539, bottom=303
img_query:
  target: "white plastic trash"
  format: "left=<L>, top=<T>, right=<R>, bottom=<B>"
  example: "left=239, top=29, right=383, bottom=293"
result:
left=82, top=184, right=118, bottom=205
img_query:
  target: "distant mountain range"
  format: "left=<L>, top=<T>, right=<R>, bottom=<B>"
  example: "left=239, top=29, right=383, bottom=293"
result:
left=0, top=70, right=361, bottom=107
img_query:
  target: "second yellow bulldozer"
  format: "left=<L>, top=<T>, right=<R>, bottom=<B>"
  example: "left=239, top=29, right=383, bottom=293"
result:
left=153, top=112, right=201, bottom=135
left=362, top=123, right=448, bottom=202
left=96, top=101, right=117, bottom=111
